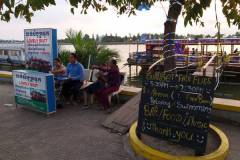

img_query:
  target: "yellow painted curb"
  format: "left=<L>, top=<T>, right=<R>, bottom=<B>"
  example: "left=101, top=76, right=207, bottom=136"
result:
left=129, top=122, right=229, bottom=160
left=213, top=102, right=240, bottom=113
left=0, top=71, right=13, bottom=79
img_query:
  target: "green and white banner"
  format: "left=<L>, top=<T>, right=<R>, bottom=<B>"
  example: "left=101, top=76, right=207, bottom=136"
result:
left=13, top=70, right=56, bottom=114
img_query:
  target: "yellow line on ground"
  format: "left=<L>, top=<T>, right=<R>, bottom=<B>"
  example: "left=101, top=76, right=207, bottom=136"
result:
left=129, top=122, right=229, bottom=160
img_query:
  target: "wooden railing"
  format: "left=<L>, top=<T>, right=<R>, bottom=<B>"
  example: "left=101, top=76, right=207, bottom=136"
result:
left=148, top=53, right=226, bottom=77
left=148, top=54, right=205, bottom=72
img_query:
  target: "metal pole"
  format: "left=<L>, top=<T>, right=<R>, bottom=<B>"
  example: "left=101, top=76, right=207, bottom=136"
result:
left=136, top=65, right=138, bottom=76
left=213, top=57, right=216, bottom=77
left=87, top=55, right=91, bottom=69
left=129, top=65, right=131, bottom=77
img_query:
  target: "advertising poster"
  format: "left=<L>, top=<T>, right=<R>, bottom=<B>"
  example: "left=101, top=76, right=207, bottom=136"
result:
left=24, top=28, right=57, bottom=73
left=13, top=70, right=56, bottom=114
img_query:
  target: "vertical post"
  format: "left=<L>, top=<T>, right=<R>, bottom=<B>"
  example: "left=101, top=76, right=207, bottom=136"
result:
left=186, top=54, right=189, bottom=74
left=129, top=65, right=131, bottom=78
left=203, top=68, right=206, bottom=77
left=213, top=56, right=216, bottom=77
left=231, top=44, right=234, bottom=54
left=136, top=65, right=138, bottom=76
left=203, top=45, right=205, bottom=55
left=206, top=45, right=208, bottom=55
left=87, top=54, right=91, bottom=69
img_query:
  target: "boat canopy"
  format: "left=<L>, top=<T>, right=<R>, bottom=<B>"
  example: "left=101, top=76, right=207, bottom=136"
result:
left=146, top=38, right=240, bottom=45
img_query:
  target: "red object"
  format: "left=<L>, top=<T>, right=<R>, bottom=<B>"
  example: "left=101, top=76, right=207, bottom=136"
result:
left=95, top=86, right=119, bottom=109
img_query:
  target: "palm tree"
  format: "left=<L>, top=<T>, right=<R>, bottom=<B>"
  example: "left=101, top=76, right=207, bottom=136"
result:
left=95, top=46, right=120, bottom=65
left=62, top=29, right=120, bottom=67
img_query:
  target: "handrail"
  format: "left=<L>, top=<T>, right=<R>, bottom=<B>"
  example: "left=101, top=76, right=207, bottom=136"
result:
left=202, top=54, right=217, bottom=70
left=148, top=54, right=198, bottom=72
left=148, top=54, right=178, bottom=72
left=202, top=54, right=217, bottom=76
left=174, top=54, right=212, bottom=58
left=147, top=53, right=225, bottom=75
left=148, top=58, right=165, bottom=72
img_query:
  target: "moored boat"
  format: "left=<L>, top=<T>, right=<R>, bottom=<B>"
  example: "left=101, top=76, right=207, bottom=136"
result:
left=0, top=45, right=25, bottom=66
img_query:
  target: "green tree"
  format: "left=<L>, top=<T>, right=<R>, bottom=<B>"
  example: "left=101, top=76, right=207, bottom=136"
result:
left=62, top=29, right=119, bottom=67
left=95, top=46, right=120, bottom=65
left=96, top=34, right=100, bottom=43
left=205, top=34, right=212, bottom=38
left=59, top=49, right=70, bottom=66
left=235, top=32, right=240, bottom=37
left=66, top=29, right=97, bottom=67
left=1, top=0, right=240, bottom=70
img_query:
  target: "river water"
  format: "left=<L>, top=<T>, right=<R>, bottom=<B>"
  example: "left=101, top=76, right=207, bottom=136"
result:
left=1, top=43, right=240, bottom=98
left=60, top=44, right=146, bottom=76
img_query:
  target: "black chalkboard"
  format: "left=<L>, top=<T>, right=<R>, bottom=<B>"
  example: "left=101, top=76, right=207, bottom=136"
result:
left=137, top=72, right=216, bottom=155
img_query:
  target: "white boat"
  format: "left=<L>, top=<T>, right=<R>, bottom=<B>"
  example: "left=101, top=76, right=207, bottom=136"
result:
left=0, top=45, right=25, bottom=66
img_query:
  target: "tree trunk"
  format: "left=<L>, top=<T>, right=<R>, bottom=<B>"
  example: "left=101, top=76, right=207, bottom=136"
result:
left=163, top=0, right=185, bottom=71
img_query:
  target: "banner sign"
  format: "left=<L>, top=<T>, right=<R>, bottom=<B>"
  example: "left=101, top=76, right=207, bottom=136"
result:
left=24, top=28, right=57, bottom=73
left=137, top=72, right=215, bottom=154
left=13, top=70, right=56, bottom=114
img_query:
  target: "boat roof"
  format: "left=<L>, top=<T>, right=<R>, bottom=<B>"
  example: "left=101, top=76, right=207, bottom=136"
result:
left=146, top=38, right=240, bottom=45
left=0, top=44, right=24, bottom=51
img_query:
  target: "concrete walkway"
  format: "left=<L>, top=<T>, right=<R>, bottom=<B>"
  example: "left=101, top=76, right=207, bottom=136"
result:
left=0, top=83, right=131, bottom=160
left=1, top=83, right=240, bottom=160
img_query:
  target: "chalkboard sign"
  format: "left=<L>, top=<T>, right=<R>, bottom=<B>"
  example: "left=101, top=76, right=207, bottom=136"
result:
left=137, top=72, right=216, bottom=155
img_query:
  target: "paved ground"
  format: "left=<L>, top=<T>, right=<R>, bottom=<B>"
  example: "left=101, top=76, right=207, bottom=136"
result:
left=0, top=83, right=131, bottom=160
left=1, top=82, right=240, bottom=160
left=138, top=120, right=240, bottom=160
left=213, top=120, right=240, bottom=160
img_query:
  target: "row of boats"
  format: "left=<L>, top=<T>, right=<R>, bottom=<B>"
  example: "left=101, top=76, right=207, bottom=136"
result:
left=1, top=38, right=240, bottom=73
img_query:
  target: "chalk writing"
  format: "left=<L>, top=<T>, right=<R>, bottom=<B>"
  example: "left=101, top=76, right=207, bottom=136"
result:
left=137, top=72, right=215, bottom=154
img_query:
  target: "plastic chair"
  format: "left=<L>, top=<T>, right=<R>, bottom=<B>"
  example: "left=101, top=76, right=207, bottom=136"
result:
left=81, top=69, right=93, bottom=89
left=91, top=69, right=99, bottom=82
left=84, top=69, right=92, bottom=81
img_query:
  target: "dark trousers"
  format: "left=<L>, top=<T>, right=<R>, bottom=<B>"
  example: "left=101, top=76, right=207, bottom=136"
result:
left=95, top=86, right=119, bottom=109
left=62, top=79, right=83, bottom=100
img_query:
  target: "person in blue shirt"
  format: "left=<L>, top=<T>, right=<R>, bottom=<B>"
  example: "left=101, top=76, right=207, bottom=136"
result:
left=62, top=53, right=85, bottom=103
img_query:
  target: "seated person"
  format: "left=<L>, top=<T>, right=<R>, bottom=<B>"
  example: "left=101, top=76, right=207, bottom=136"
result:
left=62, top=53, right=85, bottom=103
left=84, top=58, right=121, bottom=110
left=52, top=58, right=66, bottom=81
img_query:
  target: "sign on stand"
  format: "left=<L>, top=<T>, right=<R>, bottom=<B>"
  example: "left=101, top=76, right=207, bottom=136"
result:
left=24, top=28, right=57, bottom=73
left=137, top=72, right=215, bottom=154
left=13, top=70, right=56, bottom=114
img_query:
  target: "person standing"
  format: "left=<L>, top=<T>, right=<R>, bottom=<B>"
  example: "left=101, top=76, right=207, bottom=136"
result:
left=62, top=53, right=85, bottom=103
left=192, top=48, right=196, bottom=55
